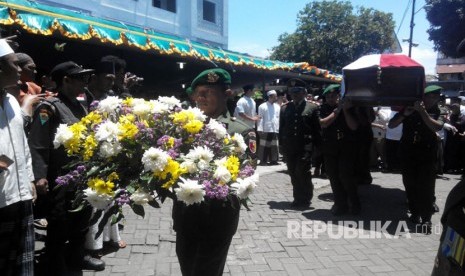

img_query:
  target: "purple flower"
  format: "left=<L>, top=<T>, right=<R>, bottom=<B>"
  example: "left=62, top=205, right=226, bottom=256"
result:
left=203, top=180, right=229, bottom=200
left=89, top=100, right=100, bottom=111
left=76, top=165, right=86, bottom=173
left=238, top=165, right=255, bottom=178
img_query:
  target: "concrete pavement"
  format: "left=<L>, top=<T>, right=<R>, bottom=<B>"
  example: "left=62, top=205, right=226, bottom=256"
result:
left=56, top=163, right=459, bottom=275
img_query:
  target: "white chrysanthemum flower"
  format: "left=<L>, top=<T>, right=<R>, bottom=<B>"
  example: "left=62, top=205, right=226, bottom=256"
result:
left=185, top=146, right=214, bottom=163
left=95, top=121, right=122, bottom=142
left=99, top=141, right=123, bottom=158
left=180, top=159, right=197, bottom=174
left=130, top=189, right=153, bottom=205
left=207, top=119, right=228, bottom=139
left=214, top=165, right=231, bottom=183
left=97, top=96, right=122, bottom=113
left=53, top=124, right=73, bottom=149
left=84, top=188, right=113, bottom=210
left=231, top=133, right=247, bottom=154
left=149, top=100, right=170, bottom=114
left=132, top=99, right=152, bottom=116
left=231, top=173, right=259, bottom=199
left=158, top=96, right=181, bottom=108
left=186, top=107, right=207, bottom=122
left=174, top=177, right=205, bottom=206
left=141, top=147, right=170, bottom=173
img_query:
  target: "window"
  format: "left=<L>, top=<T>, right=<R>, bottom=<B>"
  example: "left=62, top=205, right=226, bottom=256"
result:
left=203, top=0, right=216, bottom=23
left=153, top=0, right=176, bottom=13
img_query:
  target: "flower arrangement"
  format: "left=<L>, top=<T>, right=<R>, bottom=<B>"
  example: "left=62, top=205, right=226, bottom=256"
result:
left=54, top=96, right=258, bottom=227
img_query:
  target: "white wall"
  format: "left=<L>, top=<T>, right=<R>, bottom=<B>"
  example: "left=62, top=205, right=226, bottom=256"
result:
left=37, top=0, right=228, bottom=48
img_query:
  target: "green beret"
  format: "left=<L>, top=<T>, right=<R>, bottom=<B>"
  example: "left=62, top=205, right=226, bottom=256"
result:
left=186, top=87, right=193, bottom=95
left=424, top=85, right=442, bottom=94
left=323, top=84, right=340, bottom=95
left=191, top=68, right=231, bottom=90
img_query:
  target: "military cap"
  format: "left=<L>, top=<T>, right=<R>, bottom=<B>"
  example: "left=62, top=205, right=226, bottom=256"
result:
left=51, top=61, right=94, bottom=83
left=424, top=85, right=442, bottom=94
left=287, top=78, right=307, bottom=88
left=323, top=84, right=341, bottom=95
left=191, top=68, right=231, bottom=90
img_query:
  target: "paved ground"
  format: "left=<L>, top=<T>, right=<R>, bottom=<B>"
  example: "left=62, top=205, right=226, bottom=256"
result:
left=37, top=164, right=462, bottom=276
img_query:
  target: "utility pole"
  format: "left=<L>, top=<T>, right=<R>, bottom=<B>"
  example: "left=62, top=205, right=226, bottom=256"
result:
left=408, top=0, right=416, bottom=57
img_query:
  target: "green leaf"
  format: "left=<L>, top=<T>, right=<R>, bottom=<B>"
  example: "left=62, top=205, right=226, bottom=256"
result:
left=86, top=166, right=100, bottom=177
left=130, top=204, right=145, bottom=218
left=69, top=202, right=86, bottom=213
left=148, top=199, right=160, bottom=208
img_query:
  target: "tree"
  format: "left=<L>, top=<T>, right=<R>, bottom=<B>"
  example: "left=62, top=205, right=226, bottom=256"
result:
left=425, top=0, right=465, bottom=58
left=270, top=1, right=395, bottom=72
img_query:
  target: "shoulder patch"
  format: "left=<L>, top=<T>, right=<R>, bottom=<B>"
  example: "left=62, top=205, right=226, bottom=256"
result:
left=248, top=131, right=257, bottom=154
left=39, top=108, right=51, bottom=125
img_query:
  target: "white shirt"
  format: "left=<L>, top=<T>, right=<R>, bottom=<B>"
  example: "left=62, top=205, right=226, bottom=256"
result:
left=257, top=101, right=280, bottom=133
left=0, top=93, right=33, bottom=208
left=234, top=96, right=256, bottom=129
left=386, top=110, right=403, bottom=141
left=372, top=107, right=390, bottom=139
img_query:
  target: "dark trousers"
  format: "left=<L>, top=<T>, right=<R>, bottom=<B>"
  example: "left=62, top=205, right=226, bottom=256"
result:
left=385, top=139, right=401, bottom=171
left=0, top=200, right=34, bottom=276
left=323, top=141, right=359, bottom=209
left=176, top=234, right=233, bottom=276
left=45, top=185, right=93, bottom=276
left=355, top=139, right=373, bottom=185
left=400, top=144, right=436, bottom=221
left=284, top=146, right=313, bottom=204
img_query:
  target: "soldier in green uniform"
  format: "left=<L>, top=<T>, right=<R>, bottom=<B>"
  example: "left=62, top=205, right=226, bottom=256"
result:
left=388, top=85, right=446, bottom=231
left=172, top=68, right=256, bottom=276
left=279, top=79, right=321, bottom=208
left=320, top=84, right=361, bottom=215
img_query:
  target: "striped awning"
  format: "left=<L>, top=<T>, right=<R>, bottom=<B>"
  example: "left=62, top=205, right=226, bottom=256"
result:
left=0, top=0, right=341, bottom=82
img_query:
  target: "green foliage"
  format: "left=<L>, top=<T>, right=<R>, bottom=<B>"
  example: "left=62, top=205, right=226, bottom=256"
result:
left=425, top=0, right=465, bottom=57
left=270, top=0, right=395, bottom=72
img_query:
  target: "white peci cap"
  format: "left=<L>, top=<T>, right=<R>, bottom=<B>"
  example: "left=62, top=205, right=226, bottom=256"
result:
left=0, top=39, right=13, bottom=58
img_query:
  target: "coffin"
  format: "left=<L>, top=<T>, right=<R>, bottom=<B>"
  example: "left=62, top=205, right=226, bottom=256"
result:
left=342, top=54, right=425, bottom=106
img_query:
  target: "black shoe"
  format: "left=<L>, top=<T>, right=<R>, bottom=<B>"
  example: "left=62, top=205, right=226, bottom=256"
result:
left=331, top=205, right=348, bottom=216
left=290, top=201, right=310, bottom=209
left=432, top=203, right=440, bottom=213
left=409, top=214, right=421, bottom=224
left=421, top=220, right=432, bottom=235
left=269, top=161, right=280, bottom=165
left=81, top=255, right=105, bottom=271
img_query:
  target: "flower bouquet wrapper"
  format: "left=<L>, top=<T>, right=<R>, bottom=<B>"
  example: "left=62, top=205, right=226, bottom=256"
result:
left=54, top=96, right=258, bottom=238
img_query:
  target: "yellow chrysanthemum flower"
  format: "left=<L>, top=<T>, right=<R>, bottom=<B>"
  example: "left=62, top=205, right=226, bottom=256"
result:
left=122, top=97, right=134, bottom=106
left=82, top=112, right=102, bottom=127
left=171, top=110, right=194, bottom=125
left=87, top=177, right=114, bottom=195
left=107, top=172, right=119, bottom=182
left=183, top=120, right=203, bottom=134
left=82, top=135, right=97, bottom=161
left=65, top=137, right=81, bottom=155
left=225, top=155, right=240, bottom=181
left=119, top=114, right=136, bottom=124
left=153, top=158, right=187, bottom=189
left=224, top=138, right=230, bottom=145
left=119, top=121, right=139, bottom=140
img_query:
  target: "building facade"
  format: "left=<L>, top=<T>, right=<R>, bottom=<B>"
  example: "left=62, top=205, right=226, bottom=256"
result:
left=36, top=0, right=228, bottom=48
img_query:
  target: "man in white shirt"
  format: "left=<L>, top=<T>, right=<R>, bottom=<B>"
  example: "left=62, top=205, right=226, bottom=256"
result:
left=0, top=38, right=35, bottom=276
left=234, top=84, right=260, bottom=129
left=257, top=90, right=280, bottom=165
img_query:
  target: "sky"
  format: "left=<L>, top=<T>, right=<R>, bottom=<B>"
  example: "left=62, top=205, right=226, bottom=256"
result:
left=228, top=0, right=437, bottom=75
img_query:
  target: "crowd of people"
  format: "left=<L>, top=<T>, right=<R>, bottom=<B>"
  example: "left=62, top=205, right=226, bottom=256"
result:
left=1, top=31, right=465, bottom=276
